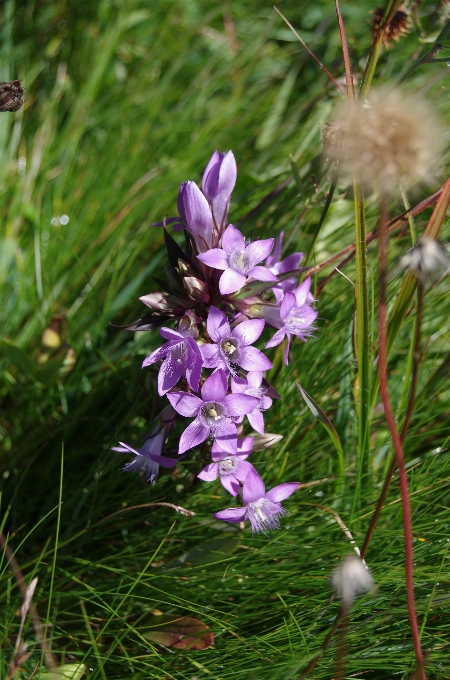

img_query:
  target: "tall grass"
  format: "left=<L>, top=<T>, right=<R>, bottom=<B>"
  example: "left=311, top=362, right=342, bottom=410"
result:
left=1, top=0, right=450, bottom=678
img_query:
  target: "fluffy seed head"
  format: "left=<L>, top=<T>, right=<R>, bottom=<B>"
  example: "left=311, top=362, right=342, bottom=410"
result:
left=332, top=554, right=374, bottom=606
left=333, top=87, right=443, bottom=193
left=398, top=236, right=450, bottom=284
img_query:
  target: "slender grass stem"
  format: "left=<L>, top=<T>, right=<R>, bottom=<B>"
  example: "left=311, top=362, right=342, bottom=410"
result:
left=361, top=285, right=423, bottom=560
left=377, top=201, right=425, bottom=679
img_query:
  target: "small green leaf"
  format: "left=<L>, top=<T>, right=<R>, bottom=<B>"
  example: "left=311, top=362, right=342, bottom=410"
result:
left=0, top=338, right=37, bottom=380
left=39, top=664, right=86, bottom=680
left=297, top=384, right=344, bottom=486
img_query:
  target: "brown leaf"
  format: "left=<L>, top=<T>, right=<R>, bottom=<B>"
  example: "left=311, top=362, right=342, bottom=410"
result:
left=143, top=615, right=214, bottom=650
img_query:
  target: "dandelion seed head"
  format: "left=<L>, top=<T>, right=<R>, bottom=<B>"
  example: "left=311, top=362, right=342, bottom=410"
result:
left=332, top=554, right=374, bottom=606
left=333, top=87, right=443, bottom=193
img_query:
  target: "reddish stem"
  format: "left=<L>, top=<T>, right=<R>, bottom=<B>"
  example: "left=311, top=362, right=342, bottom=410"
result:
left=361, top=284, right=423, bottom=560
left=377, top=203, right=426, bottom=679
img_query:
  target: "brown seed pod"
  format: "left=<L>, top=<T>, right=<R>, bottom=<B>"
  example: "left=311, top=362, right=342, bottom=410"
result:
left=0, top=80, right=25, bottom=112
left=372, top=4, right=412, bottom=48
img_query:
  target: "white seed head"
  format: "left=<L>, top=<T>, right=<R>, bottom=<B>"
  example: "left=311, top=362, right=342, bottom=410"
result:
left=333, top=87, right=443, bottom=193
left=331, top=555, right=374, bottom=606
left=398, top=236, right=450, bottom=284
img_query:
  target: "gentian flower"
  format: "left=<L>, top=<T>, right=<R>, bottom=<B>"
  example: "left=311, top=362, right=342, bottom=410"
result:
left=231, top=371, right=272, bottom=434
left=214, top=469, right=299, bottom=533
left=265, top=231, right=304, bottom=303
left=200, top=306, right=272, bottom=374
left=197, top=224, right=277, bottom=295
left=142, top=326, right=202, bottom=396
left=112, top=406, right=177, bottom=485
left=202, top=150, right=237, bottom=236
left=266, top=278, right=317, bottom=365
left=167, top=369, right=259, bottom=454
left=198, top=436, right=254, bottom=495
left=177, top=181, right=214, bottom=252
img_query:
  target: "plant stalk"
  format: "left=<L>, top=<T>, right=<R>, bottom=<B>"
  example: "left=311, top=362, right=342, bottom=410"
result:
left=377, top=202, right=426, bottom=679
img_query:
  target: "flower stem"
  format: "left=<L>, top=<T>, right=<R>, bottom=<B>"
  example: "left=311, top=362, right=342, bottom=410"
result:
left=352, top=179, right=370, bottom=513
left=361, top=284, right=423, bottom=559
left=377, top=201, right=426, bottom=679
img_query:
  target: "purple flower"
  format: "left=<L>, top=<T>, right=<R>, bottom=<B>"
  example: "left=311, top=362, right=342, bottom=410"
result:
left=266, top=278, right=317, bottom=365
left=200, top=306, right=272, bottom=375
left=202, top=150, right=237, bottom=235
left=166, top=369, right=259, bottom=454
left=265, top=231, right=304, bottom=303
left=198, top=436, right=254, bottom=496
left=214, top=469, right=299, bottom=533
left=112, top=406, right=177, bottom=485
left=177, top=181, right=214, bottom=252
left=142, top=326, right=202, bottom=396
left=231, top=371, right=272, bottom=435
left=197, top=224, right=277, bottom=295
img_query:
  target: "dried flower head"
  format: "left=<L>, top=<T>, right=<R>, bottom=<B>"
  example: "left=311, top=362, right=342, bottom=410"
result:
left=334, top=87, right=442, bottom=193
left=332, top=555, right=374, bottom=607
left=372, top=4, right=412, bottom=48
left=322, top=122, right=341, bottom=162
left=397, top=236, right=450, bottom=283
left=0, top=80, right=24, bottom=112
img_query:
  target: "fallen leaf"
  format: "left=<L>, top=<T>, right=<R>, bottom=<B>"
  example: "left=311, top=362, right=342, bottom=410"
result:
left=143, top=615, right=214, bottom=650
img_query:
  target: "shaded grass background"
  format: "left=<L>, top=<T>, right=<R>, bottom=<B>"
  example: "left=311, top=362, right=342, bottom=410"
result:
left=1, top=0, right=450, bottom=677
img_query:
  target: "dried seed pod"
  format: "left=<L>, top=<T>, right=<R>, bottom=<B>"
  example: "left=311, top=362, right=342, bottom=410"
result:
left=0, top=80, right=24, bottom=112
left=372, top=4, right=412, bottom=48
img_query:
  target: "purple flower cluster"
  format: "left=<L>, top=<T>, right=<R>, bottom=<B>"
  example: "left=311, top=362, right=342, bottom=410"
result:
left=114, top=151, right=318, bottom=533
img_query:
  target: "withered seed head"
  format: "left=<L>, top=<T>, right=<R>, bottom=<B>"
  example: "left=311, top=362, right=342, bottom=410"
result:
left=332, top=87, right=443, bottom=193
left=0, top=80, right=24, bottom=112
left=322, top=122, right=341, bottom=162
left=372, top=4, right=412, bottom=48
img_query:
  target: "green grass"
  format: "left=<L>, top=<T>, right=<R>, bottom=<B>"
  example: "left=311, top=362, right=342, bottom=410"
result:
left=1, top=0, right=450, bottom=677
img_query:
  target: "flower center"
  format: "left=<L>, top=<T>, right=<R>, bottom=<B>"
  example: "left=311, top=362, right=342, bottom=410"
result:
left=228, top=245, right=251, bottom=274
left=221, top=339, right=237, bottom=356
left=246, top=498, right=286, bottom=534
left=219, top=457, right=236, bottom=475
left=202, top=402, right=223, bottom=424
left=170, top=342, right=187, bottom=365
left=284, top=305, right=314, bottom=336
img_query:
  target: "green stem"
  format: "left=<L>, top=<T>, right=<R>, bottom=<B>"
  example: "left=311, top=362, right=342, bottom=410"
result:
left=352, top=179, right=370, bottom=514
left=359, top=0, right=405, bottom=101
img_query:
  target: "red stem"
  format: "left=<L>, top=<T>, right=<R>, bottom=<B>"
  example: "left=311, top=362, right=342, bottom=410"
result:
left=377, top=203, right=426, bottom=679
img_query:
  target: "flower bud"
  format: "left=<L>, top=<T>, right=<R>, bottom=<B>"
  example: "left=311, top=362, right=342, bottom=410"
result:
left=140, top=292, right=176, bottom=312
left=252, top=433, right=283, bottom=451
left=331, top=555, right=374, bottom=607
left=183, top=276, right=210, bottom=303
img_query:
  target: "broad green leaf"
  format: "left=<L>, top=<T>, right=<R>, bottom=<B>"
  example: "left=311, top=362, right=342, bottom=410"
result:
left=39, top=664, right=86, bottom=680
left=0, top=338, right=36, bottom=380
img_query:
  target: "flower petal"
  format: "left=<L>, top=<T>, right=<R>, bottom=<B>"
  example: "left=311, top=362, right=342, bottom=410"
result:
left=219, top=268, right=246, bottom=295
left=246, top=238, right=274, bottom=266
left=220, top=474, right=240, bottom=496
left=179, top=418, right=209, bottom=454
left=159, top=327, right=184, bottom=341
left=157, top=353, right=185, bottom=395
left=236, top=436, right=254, bottom=457
left=280, top=291, right=296, bottom=319
left=242, top=468, right=266, bottom=504
left=247, top=265, right=278, bottom=282
left=234, top=459, right=254, bottom=482
left=203, top=150, right=237, bottom=229
left=246, top=371, right=262, bottom=389
left=265, top=327, right=286, bottom=349
left=166, top=391, right=203, bottom=417
left=182, top=181, right=213, bottom=251
left=214, top=507, right=246, bottom=523
left=222, top=393, right=260, bottom=418
left=265, top=482, right=299, bottom=502
left=198, top=462, right=219, bottom=481
left=202, top=150, right=222, bottom=193
left=185, top=339, right=202, bottom=392
left=214, top=418, right=238, bottom=454
left=201, top=369, right=228, bottom=403
left=207, top=306, right=230, bottom=342
left=200, top=343, right=224, bottom=369
left=142, top=342, right=171, bottom=368
left=294, top=277, right=312, bottom=306
left=231, top=318, right=265, bottom=346
left=273, top=252, right=304, bottom=275
left=222, top=224, right=245, bottom=252
left=197, top=248, right=229, bottom=270
left=149, top=454, right=178, bottom=468
left=283, top=335, right=292, bottom=365
left=236, top=346, right=273, bottom=372
left=248, top=410, right=265, bottom=435
left=265, top=231, right=283, bottom=268
left=230, top=375, right=247, bottom=394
